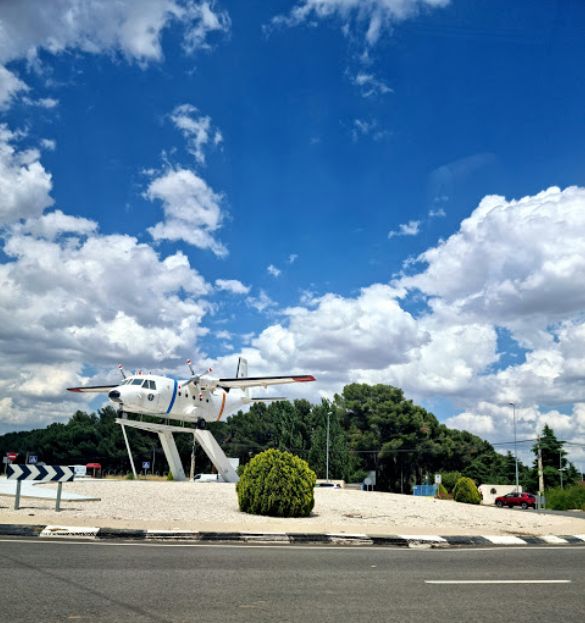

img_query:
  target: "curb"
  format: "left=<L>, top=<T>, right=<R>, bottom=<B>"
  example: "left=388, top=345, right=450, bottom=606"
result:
left=2, top=524, right=585, bottom=548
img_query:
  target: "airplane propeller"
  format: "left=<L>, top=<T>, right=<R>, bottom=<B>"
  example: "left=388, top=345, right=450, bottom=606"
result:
left=185, top=359, right=214, bottom=388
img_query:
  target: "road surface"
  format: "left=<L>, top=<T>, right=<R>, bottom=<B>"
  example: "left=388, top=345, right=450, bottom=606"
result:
left=0, top=539, right=583, bottom=622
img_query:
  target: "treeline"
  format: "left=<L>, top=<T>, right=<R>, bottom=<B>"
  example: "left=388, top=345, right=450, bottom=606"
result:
left=0, top=383, right=580, bottom=492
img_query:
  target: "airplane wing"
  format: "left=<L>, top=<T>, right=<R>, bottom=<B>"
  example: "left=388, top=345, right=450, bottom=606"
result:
left=67, top=385, right=118, bottom=393
left=217, top=375, right=315, bottom=390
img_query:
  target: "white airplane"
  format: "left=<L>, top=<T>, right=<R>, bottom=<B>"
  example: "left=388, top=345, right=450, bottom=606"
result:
left=67, top=358, right=315, bottom=429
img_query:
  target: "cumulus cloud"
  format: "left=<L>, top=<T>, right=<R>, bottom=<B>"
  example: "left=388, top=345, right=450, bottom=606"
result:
left=0, top=218, right=211, bottom=427
left=0, top=0, right=230, bottom=109
left=0, top=125, right=54, bottom=225
left=0, top=65, right=28, bottom=109
left=388, top=220, right=420, bottom=238
left=273, top=0, right=450, bottom=46
left=170, top=103, right=223, bottom=165
left=146, top=167, right=227, bottom=256
left=400, top=186, right=585, bottom=337
left=215, top=278, right=250, bottom=295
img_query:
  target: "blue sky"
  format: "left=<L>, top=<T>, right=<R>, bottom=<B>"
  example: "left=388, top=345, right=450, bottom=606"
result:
left=1, top=0, right=585, bottom=466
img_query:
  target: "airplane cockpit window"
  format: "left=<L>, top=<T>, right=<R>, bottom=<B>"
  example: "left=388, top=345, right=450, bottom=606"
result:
left=131, top=378, right=143, bottom=385
left=150, top=381, right=157, bottom=390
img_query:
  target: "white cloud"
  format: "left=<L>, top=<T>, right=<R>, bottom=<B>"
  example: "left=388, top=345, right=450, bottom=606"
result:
left=215, top=278, right=250, bottom=295
left=0, top=219, right=211, bottom=427
left=0, top=0, right=229, bottom=65
left=0, top=0, right=230, bottom=110
left=0, top=65, right=28, bottom=109
left=400, top=186, right=585, bottom=337
left=428, top=207, right=446, bottom=218
left=40, top=138, right=56, bottom=151
left=388, top=220, right=420, bottom=238
left=288, top=253, right=298, bottom=264
left=273, top=0, right=450, bottom=46
left=267, top=264, right=281, bottom=278
left=22, top=96, right=60, bottom=109
left=246, top=290, right=276, bottom=313
left=0, top=125, right=54, bottom=225
left=170, top=103, right=223, bottom=165
left=146, top=167, right=227, bottom=256
left=181, top=0, right=231, bottom=53
left=14, top=209, right=97, bottom=240
left=351, top=118, right=388, bottom=142
left=352, top=71, right=392, bottom=97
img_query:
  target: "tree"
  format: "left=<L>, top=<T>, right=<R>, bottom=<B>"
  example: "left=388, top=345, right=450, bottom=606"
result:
left=531, top=425, right=578, bottom=489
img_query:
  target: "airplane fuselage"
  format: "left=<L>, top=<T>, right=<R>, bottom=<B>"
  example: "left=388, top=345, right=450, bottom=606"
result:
left=108, top=374, right=248, bottom=424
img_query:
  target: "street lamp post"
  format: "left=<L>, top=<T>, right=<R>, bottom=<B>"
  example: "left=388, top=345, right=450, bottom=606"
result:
left=509, top=402, right=519, bottom=492
left=326, top=411, right=331, bottom=482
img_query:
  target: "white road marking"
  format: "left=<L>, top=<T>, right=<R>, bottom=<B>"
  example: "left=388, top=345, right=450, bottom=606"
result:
left=425, top=580, right=571, bottom=584
left=398, top=535, right=447, bottom=542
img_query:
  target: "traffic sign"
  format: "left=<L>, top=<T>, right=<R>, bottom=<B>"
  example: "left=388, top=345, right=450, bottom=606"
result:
left=142, top=461, right=151, bottom=470
left=7, top=464, right=74, bottom=482
left=6, top=451, right=17, bottom=461
left=434, top=473, right=442, bottom=485
left=7, top=464, right=75, bottom=512
left=28, top=455, right=38, bottom=464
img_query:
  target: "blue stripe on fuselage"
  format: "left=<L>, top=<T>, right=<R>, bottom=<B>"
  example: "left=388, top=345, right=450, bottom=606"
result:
left=166, top=379, right=178, bottom=415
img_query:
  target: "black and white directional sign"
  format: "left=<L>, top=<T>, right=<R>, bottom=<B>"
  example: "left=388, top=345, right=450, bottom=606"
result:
left=7, top=464, right=75, bottom=482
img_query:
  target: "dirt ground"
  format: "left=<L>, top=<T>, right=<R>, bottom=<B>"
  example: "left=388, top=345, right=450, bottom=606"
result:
left=1, top=480, right=584, bottom=536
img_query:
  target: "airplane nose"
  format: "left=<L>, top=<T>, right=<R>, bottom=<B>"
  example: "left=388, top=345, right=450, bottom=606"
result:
left=108, top=390, right=121, bottom=402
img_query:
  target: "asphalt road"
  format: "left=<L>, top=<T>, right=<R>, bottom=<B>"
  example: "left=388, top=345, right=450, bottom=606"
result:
left=0, top=540, right=583, bottom=623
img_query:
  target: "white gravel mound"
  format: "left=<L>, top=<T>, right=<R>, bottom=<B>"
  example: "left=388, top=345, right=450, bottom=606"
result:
left=1, top=480, right=583, bottom=536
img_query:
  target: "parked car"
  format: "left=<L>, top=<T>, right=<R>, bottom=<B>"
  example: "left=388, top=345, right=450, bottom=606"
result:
left=495, top=491, right=537, bottom=509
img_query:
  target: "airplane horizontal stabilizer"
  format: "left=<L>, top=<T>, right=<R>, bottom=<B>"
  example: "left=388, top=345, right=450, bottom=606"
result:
left=218, top=375, right=315, bottom=390
left=250, top=397, right=287, bottom=402
left=67, top=385, right=117, bottom=393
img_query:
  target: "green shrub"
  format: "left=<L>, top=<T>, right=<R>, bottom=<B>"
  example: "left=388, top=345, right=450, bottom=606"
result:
left=545, top=484, right=585, bottom=510
left=440, top=471, right=462, bottom=493
left=236, top=448, right=316, bottom=517
left=453, top=476, right=481, bottom=505
left=125, top=472, right=135, bottom=480
left=436, top=483, right=449, bottom=499
left=166, top=471, right=173, bottom=481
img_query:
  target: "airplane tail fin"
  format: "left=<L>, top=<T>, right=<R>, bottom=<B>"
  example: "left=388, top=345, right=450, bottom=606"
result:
left=236, top=357, right=249, bottom=398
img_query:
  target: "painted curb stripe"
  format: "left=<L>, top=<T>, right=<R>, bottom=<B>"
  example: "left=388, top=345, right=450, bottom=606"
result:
left=398, top=535, right=447, bottom=542
left=484, top=535, right=527, bottom=545
left=3, top=525, right=585, bottom=548
left=540, top=535, right=568, bottom=544
left=41, top=526, right=99, bottom=538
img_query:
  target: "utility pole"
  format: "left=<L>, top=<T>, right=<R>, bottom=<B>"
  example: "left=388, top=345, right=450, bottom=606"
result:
left=509, top=403, right=520, bottom=492
left=326, top=411, right=331, bottom=482
left=559, top=450, right=564, bottom=490
left=537, top=434, right=544, bottom=508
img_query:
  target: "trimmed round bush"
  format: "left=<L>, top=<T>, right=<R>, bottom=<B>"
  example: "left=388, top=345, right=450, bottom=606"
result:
left=237, top=449, right=316, bottom=517
left=436, top=483, right=449, bottom=499
left=453, top=476, right=481, bottom=505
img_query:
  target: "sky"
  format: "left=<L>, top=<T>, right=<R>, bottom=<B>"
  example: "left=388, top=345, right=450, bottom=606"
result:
left=1, top=0, right=585, bottom=468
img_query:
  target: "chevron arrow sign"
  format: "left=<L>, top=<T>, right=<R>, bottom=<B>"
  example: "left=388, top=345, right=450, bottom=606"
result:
left=7, top=464, right=75, bottom=482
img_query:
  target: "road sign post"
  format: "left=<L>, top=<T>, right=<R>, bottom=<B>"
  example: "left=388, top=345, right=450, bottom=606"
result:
left=7, top=464, right=75, bottom=511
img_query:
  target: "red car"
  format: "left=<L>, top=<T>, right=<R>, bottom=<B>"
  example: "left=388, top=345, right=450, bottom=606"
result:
left=495, top=491, right=537, bottom=509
